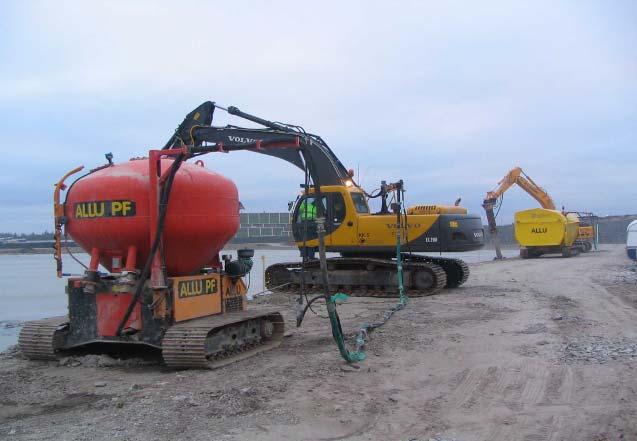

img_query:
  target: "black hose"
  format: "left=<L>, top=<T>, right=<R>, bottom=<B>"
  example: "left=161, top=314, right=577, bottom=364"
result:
left=299, top=294, right=327, bottom=320
left=115, top=154, right=184, bottom=336
left=494, top=194, right=503, bottom=219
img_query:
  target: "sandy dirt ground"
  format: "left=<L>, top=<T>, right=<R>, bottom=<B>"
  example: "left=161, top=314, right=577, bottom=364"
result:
left=1, top=245, right=636, bottom=441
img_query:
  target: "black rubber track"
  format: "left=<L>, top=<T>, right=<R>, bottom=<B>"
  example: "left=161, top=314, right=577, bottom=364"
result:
left=18, top=316, right=68, bottom=360
left=407, top=255, right=470, bottom=288
left=265, top=256, right=453, bottom=297
left=162, top=309, right=284, bottom=369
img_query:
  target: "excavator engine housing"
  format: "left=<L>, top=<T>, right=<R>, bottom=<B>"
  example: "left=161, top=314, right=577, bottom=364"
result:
left=406, top=205, right=468, bottom=215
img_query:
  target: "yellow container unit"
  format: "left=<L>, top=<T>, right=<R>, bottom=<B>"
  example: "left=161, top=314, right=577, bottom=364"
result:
left=514, top=208, right=581, bottom=258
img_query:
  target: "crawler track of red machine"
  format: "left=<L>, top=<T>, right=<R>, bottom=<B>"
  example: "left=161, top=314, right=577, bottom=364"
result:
left=162, top=310, right=284, bottom=369
left=18, top=316, right=68, bottom=360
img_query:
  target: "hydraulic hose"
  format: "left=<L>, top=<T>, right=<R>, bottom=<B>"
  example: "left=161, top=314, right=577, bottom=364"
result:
left=329, top=183, right=409, bottom=362
left=115, top=154, right=184, bottom=336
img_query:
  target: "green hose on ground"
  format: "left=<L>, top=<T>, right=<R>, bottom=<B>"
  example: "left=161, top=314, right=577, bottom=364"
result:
left=326, top=295, right=366, bottom=362
left=327, top=221, right=408, bottom=363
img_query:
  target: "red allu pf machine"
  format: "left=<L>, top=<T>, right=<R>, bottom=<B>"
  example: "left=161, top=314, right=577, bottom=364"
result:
left=18, top=147, right=284, bottom=368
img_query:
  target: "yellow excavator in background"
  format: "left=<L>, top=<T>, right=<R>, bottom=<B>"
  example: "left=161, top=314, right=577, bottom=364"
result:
left=483, top=167, right=597, bottom=259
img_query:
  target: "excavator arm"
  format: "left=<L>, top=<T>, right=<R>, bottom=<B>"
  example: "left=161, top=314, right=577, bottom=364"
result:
left=484, top=167, right=555, bottom=210
left=163, top=101, right=353, bottom=187
left=483, top=167, right=556, bottom=259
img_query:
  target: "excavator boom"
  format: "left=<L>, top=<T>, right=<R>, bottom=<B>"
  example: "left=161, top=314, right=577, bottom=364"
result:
left=483, top=166, right=557, bottom=259
left=165, top=101, right=352, bottom=187
left=484, top=167, right=555, bottom=209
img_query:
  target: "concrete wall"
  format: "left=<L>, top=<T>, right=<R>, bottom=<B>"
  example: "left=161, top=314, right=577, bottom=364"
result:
left=232, top=212, right=293, bottom=243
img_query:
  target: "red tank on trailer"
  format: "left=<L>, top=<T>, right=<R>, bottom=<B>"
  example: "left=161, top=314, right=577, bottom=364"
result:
left=65, top=157, right=239, bottom=276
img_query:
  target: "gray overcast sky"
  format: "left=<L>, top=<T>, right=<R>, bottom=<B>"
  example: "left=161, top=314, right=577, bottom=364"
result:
left=1, top=1, right=635, bottom=233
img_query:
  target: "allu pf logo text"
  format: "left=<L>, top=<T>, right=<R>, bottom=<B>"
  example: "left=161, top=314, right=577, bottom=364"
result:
left=74, top=200, right=136, bottom=219
left=177, top=278, right=218, bottom=298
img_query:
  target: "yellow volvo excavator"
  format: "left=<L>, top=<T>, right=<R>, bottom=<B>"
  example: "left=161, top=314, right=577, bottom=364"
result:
left=267, top=183, right=481, bottom=296
left=482, top=167, right=597, bottom=259
left=168, top=102, right=486, bottom=297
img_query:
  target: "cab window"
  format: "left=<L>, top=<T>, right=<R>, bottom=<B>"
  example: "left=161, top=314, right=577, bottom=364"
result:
left=295, top=196, right=326, bottom=223
left=350, top=192, right=369, bottom=214
left=332, top=193, right=346, bottom=224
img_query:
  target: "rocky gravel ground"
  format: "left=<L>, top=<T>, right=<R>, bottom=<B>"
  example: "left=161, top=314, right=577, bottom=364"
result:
left=55, top=354, right=158, bottom=369
left=610, top=263, right=637, bottom=284
left=563, top=336, right=637, bottom=364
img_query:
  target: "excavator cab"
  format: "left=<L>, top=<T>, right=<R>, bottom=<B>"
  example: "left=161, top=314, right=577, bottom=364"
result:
left=292, top=194, right=326, bottom=242
left=291, top=187, right=359, bottom=247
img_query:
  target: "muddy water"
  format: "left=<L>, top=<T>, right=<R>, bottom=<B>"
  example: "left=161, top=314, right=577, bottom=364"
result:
left=0, top=248, right=516, bottom=350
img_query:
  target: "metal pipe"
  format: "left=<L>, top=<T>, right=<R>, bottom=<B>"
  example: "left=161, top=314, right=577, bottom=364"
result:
left=115, top=149, right=185, bottom=336
left=261, top=254, right=266, bottom=294
left=484, top=201, right=503, bottom=260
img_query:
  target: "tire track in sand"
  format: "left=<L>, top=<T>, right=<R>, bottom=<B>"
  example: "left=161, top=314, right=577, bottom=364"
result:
left=520, top=361, right=552, bottom=405
left=446, top=367, right=494, bottom=409
left=543, top=364, right=575, bottom=405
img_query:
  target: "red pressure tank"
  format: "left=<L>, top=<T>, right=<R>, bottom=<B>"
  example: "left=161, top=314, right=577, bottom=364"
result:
left=65, top=158, right=239, bottom=276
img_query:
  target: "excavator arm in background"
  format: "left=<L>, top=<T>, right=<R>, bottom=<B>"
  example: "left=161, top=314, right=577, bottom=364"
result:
left=484, top=167, right=555, bottom=210
left=482, top=167, right=556, bottom=259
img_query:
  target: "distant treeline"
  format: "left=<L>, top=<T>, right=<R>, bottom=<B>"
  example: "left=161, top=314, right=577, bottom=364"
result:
left=0, top=231, right=55, bottom=240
